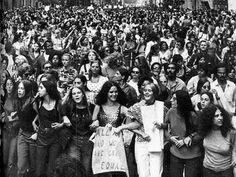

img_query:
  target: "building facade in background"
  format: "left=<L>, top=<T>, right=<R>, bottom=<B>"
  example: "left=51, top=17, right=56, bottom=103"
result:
left=2, top=0, right=39, bottom=10
left=183, top=0, right=228, bottom=10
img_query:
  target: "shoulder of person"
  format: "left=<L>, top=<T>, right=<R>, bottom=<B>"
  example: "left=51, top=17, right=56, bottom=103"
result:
left=226, top=80, right=236, bottom=87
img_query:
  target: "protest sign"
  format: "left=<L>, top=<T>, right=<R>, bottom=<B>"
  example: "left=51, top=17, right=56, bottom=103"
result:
left=92, top=127, right=129, bottom=177
left=141, top=101, right=164, bottom=152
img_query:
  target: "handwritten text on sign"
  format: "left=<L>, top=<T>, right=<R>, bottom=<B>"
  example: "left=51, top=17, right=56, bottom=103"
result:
left=92, top=127, right=129, bottom=176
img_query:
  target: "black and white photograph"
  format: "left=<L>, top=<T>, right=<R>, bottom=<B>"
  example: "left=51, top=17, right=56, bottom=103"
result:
left=1, top=0, right=236, bottom=177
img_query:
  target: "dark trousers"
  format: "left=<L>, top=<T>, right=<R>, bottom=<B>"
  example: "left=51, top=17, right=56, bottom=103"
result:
left=36, top=143, right=62, bottom=177
left=170, top=154, right=202, bottom=177
left=17, top=131, right=37, bottom=177
left=203, top=167, right=234, bottom=177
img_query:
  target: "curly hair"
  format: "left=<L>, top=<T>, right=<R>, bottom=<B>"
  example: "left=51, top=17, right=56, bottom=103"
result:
left=95, top=81, right=127, bottom=106
left=198, top=104, right=233, bottom=138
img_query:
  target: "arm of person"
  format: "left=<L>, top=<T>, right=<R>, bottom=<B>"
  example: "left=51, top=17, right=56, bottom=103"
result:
left=32, top=115, right=39, bottom=132
left=90, top=105, right=100, bottom=129
left=115, top=120, right=141, bottom=133
left=164, top=110, right=180, bottom=146
left=230, top=130, right=236, bottom=176
left=64, top=27, right=75, bottom=42
left=62, top=116, right=71, bottom=127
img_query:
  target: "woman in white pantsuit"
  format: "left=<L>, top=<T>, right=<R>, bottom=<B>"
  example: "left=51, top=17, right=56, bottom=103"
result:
left=115, top=82, right=167, bottom=177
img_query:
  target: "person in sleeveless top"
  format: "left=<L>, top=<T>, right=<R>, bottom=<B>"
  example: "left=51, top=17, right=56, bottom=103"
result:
left=34, top=80, right=63, bottom=177
left=198, top=104, right=236, bottom=177
left=2, top=77, right=18, bottom=177
left=16, top=80, right=38, bottom=177
left=61, top=86, right=95, bottom=177
left=90, top=81, right=128, bottom=177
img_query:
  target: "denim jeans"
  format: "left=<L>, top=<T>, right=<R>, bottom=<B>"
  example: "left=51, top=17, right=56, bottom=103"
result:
left=17, top=131, right=37, bottom=177
left=36, top=142, right=62, bottom=177
left=203, top=167, right=234, bottom=177
left=170, top=154, right=202, bottom=177
left=67, top=135, right=93, bottom=177
left=3, top=132, right=18, bottom=177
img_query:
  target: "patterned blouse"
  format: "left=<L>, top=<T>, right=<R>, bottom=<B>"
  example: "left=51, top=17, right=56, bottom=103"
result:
left=127, top=100, right=168, bottom=142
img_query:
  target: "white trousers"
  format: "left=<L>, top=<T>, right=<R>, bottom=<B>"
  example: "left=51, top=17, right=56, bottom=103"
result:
left=135, top=141, right=163, bottom=177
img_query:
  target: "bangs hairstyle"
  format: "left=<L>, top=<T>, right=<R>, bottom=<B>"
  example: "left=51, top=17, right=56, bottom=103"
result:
left=40, top=80, right=61, bottom=101
left=198, top=104, right=233, bottom=138
left=95, top=81, right=127, bottom=106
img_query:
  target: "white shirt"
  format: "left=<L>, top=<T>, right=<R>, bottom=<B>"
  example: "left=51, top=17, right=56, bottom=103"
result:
left=145, top=41, right=157, bottom=58
left=211, top=80, right=236, bottom=114
left=5, top=53, right=15, bottom=76
left=128, top=80, right=140, bottom=96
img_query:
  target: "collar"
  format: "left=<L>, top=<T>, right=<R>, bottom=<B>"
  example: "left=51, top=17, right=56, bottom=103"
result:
left=215, top=80, right=229, bottom=87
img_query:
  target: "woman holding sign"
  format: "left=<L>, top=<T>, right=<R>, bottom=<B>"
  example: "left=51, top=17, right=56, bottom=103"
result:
left=90, top=81, right=128, bottom=177
left=115, top=82, right=167, bottom=177
left=90, top=81, right=127, bottom=129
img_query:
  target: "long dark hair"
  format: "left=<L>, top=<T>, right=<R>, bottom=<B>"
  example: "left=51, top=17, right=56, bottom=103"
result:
left=198, top=104, right=233, bottom=138
left=17, top=80, right=34, bottom=111
left=5, top=77, right=17, bottom=98
left=40, top=80, right=61, bottom=102
left=65, top=86, right=92, bottom=118
left=175, top=90, right=196, bottom=136
left=95, top=81, right=127, bottom=106
left=88, top=60, right=103, bottom=80
left=196, top=79, right=210, bottom=94
left=4, top=77, right=18, bottom=109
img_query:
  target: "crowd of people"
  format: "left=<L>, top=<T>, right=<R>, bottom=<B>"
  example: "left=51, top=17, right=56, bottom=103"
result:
left=1, top=4, right=236, bottom=177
